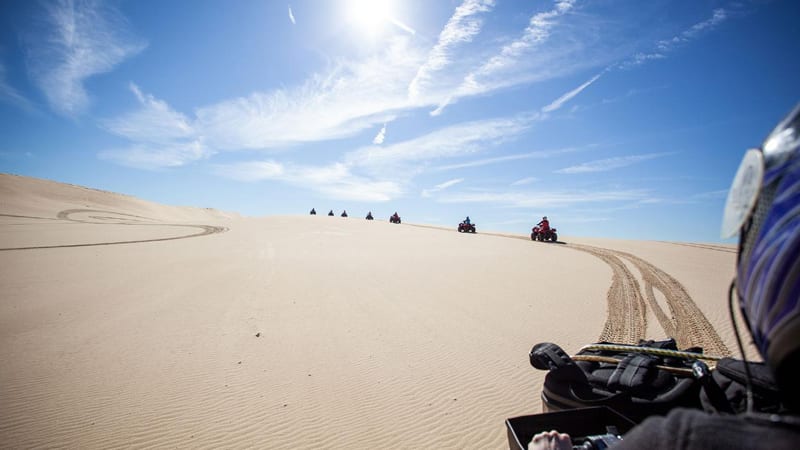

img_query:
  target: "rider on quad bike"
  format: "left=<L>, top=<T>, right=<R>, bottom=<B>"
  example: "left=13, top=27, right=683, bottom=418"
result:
left=537, top=216, right=550, bottom=232
left=531, top=216, right=557, bottom=242
left=366, top=211, right=374, bottom=220
left=458, top=217, right=476, bottom=233
left=390, top=212, right=401, bottom=224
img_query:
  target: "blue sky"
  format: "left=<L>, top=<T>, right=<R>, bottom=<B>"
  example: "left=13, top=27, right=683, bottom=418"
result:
left=1, top=0, right=799, bottom=242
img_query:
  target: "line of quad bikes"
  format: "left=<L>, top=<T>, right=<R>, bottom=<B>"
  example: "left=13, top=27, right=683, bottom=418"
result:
left=310, top=209, right=558, bottom=242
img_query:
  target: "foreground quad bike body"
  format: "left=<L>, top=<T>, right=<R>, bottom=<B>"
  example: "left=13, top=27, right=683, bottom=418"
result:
left=458, top=222, right=476, bottom=233
left=390, top=215, right=401, bottom=224
left=531, top=226, right=557, bottom=242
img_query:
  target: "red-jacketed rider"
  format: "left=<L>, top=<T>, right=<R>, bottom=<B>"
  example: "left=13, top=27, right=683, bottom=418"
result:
left=537, top=216, right=550, bottom=232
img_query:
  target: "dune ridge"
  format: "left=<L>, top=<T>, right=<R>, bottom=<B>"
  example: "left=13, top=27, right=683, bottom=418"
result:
left=0, top=174, right=741, bottom=448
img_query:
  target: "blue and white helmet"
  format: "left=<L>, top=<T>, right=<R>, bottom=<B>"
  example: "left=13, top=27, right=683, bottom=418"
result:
left=722, top=103, right=800, bottom=404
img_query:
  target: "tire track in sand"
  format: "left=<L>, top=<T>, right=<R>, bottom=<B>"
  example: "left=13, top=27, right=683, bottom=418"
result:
left=566, top=244, right=647, bottom=344
left=567, top=243, right=730, bottom=355
left=0, top=209, right=227, bottom=251
left=658, top=241, right=737, bottom=254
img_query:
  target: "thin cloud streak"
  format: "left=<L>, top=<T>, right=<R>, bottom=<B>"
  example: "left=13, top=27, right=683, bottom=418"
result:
left=619, top=8, right=728, bottom=70
left=422, top=177, right=464, bottom=197
left=214, top=160, right=403, bottom=201
left=434, top=0, right=576, bottom=114
left=555, top=152, right=673, bottom=174
left=547, top=8, right=731, bottom=114
left=99, top=141, right=210, bottom=170
left=389, top=18, right=416, bottom=35
left=25, top=0, right=146, bottom=116
left=434, top=188, right=649, bottom=208
left=408, top=0, right=495, bottom=100
left=511, top=177, right=537, bottom=186
left=347, top=115, right=533, bottom=177
left=434, top=145, right=579, bottom=171
left=542, top=71, right=604, bottom=112
left=372, top=123, right=387, bottom=144
left=0, top=63, right=37, bottom=113
left=288, top=5, right=296, bottom=24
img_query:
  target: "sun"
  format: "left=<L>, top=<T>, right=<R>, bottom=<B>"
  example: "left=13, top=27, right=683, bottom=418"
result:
left=345, top=0, right=393, bottom=36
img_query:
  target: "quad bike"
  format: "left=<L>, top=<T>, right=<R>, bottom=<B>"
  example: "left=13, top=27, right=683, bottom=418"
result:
left=531, top=226, right=558, bottom=242
left=389, top=215, right=401, bottom=224
left=458, top=222, right=476, bottom=233
left=366, top=213, right=374, bottom=220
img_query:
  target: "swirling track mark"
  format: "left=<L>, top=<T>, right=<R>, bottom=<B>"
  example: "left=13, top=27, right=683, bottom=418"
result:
left=55, top=209, right=155, bottom=222
left=0, top=213, right=60, bottom=221
left=0, top=209, right=227, bottom=251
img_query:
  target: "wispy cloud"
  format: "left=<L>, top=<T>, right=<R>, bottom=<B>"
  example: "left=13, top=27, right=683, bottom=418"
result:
left=25, top=0, right=146, bottom=116
left=619, top=8, right=728, bottom=70
left=102, top=83, right=195, bottom=143
left=214, top=160, right=402, bottom=201
left=99, top=141, right=209, bottom=170
left=0, top=62, right=36, bottom=113
left=346, top=115, right=533, bottom=178
left=434, top=188, right=649, bottom=208
left=434, top=0, right=577, bottom=114
left=692, top=189, right=728, bottom=200
left=545, top=8, right=730, bottom=114
left=98, top=84, right=209, bottom=169
left=288, top=5, right=296, bottom=24
left=555, top=152, right=672, bottom=174
left=421, top=177, right=464, bottom=197
left=511, top=177, right=537, bottom=186
left=389, top=18, right=417, bottom=36
left=471, top=0, right=576, bottom=78
left=408, top=0, right=495, bottom=100
left=216, top=112, right=534, bottom=200
left=372, top=123, right=387, bottom=144
left=542, top=71, right=604, bottom=112
left=194, top=37, right=422, bottom=151
left=102, top=39, right=423, bottom=167
left=434, top=145, right=580, bottom=171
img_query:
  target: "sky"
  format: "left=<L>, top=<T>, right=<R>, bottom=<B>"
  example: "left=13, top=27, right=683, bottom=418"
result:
left=1, top=0, right=799, bottom=242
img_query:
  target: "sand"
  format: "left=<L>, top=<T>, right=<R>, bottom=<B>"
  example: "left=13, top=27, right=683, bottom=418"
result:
left=0, top=173, right=745, bottom=448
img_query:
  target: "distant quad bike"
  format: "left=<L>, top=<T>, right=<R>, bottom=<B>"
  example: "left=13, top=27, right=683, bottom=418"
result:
left=458, top=222, right=476, bottom=233
left=531, top=226, right=558, bottom=242
left=389, top=215, right=401, bottom=224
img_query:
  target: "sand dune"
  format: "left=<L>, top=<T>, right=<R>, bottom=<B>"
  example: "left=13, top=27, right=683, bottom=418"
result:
left=0, top=174, right=742, bottom=448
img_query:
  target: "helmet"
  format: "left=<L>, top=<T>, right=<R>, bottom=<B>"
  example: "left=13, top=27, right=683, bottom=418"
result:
left=722, top=103, right=800, bottom=406
left=543, top=216, right=548, bottom=220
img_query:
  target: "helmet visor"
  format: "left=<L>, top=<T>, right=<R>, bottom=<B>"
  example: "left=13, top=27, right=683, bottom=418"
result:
left=721, top=148, right=764, bottom=239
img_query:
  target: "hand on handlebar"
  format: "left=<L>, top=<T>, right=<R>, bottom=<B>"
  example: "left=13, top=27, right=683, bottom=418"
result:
left=529, top=430, right=572, bottom=450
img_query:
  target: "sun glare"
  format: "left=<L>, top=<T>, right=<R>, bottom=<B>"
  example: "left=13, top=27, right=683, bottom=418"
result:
left=346, top=0, right=393, bottom=36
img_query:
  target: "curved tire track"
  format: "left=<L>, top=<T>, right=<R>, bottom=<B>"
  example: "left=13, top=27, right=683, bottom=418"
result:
left=0, top=209, right=227, bottom=251
left=567, top=244, right=647, bottom=344
left=567, top=243, right=730, bottom=355
left=615, top=250, right=730, bottom=355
